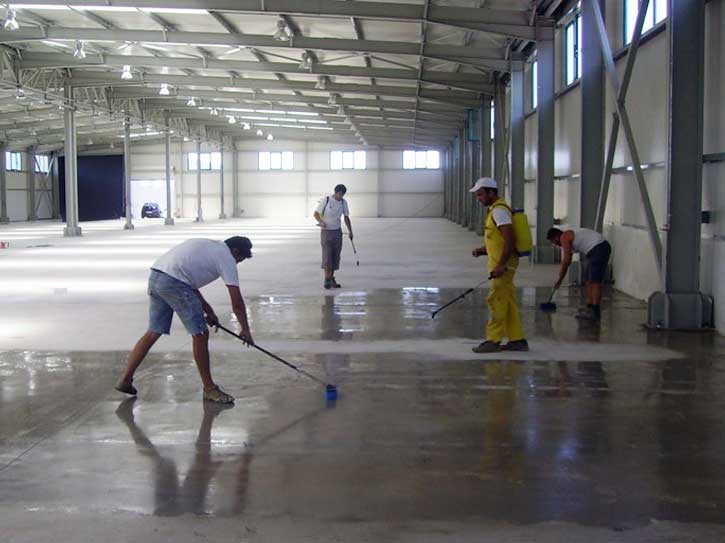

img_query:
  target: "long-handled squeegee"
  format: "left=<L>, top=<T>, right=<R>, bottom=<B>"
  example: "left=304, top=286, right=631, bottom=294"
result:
left=431, top=275, right=493, bottom=319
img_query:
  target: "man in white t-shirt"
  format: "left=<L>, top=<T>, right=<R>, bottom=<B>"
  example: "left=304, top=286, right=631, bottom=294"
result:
left=313, top=184, right=353, bottom=289
left=116, top=236, right=254, bottom=404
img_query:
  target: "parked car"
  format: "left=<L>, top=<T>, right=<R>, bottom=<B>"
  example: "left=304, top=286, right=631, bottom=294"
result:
left=141, top=202, right=162, bottom=218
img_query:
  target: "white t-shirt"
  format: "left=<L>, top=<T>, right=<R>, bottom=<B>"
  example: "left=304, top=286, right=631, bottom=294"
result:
left=572, top=228, right=605, bottom=255
left=316, top=196, right=350, bottom=230
left=152, top=239, right=239, bottom=289
left=491, top=206, right=512, bottom=226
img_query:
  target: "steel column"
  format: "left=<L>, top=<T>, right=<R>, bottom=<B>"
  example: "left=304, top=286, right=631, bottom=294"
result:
left=26, top=147, right=36, bottom=221
left=195, top=140, right=203, bottom=222
left=62, top=81, right=81, bottom=237
left=458, top=128, right=465, bottom=224
left=493, top=79, right=506, bottom=188
left=648, top=0, right=709, bottom=329
left=164, top=117, right=174, bottom=225
left=510, top=65, right=525, bottom=210
left=0, top=143, right=7, bottom=223
left=218, top=145, right=226, bottom=219
left=232, top=144, right=241, bottom=218
left=580, top=0, right=605, bottom=229
left=51, top=151, right=60, bottom=219
left=123, top=115, right=134, bottom=230
left=534, top=20, right=556, bottom=264
left=463, top=137, right=471, bottom=227
left=479, top=96, right=492, bottom=236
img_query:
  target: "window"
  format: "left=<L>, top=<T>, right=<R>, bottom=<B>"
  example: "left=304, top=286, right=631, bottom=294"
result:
left=6, top=151, right=21, bottom=171
left=330, top=150, right=366, bottom=170
left=34, top=155, right=50, bottom=174
left=258, top=151, right=293, bottom=171
left=403, top=150, right=440, bottom=170
left=624, top=0, right=667, bottom=45
left=531, top=60, right=538, bottom=109
left=187, top=152, right=222, bottom=171
left=565, top=13, right=582, bottom=85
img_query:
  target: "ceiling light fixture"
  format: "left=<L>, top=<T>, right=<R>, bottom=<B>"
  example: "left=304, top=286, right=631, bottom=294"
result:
left=328, top=94, right=338, bottom=106
left=227, top=115, right=236, bottom=124
left=267, top=133, right=274, bottom=141
left=121, top=65, right=133, bottom=80
left=337, top=105, right=345, bottom=116
left=4, top=9, right=19, bottom=31
left=243, top=122, right=251, bottom=130
left=15, top=86, right=25, bottom=100
left=256, top=128, right=263, bottom=136
left=273, top=18, right=290, bottom=42
left=186, top=96, right=196, bottom=106
left=315, top=76, right=327, bottom=90
left=73, top=41, right=86, bottom=59
left=159, top=83, right=170, bottom=96
left=210, top=107, right=220, bottom=116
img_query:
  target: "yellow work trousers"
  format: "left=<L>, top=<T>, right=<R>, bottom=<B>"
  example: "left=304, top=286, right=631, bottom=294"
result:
left=486, top=269, right=524, bottom=343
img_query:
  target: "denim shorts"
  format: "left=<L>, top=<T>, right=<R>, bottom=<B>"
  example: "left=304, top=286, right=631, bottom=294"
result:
left=147, top=269, right=208, bottom=336
left=583, top=241, right=612, bottom=284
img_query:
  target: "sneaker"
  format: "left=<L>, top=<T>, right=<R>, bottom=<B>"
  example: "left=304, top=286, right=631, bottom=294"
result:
left=576, top=308, right=600, bottom=322
left=502, top=339, right=530, bottom=352
left=577, top=306, right=592, bottom=316
left=115, top=379, right=137, bottom=396
left=324, top=279, right=332, bottom=290
left=331, top=278, right=342, bottom=289
left=472, top=341, right=501, bottom=353
left=203, top=385, right=235, bottom=404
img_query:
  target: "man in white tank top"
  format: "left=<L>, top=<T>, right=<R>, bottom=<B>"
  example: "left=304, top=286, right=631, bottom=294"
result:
left=547, top=227, right=612, bottom=321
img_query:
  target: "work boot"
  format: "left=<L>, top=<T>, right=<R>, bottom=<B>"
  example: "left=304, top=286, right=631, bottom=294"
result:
left=472, top=341, right=501, bottom=353
left=502, top=339, right=530, bottom=352
left=203, top=385, right=235, bottom=404
left=324, top=278, right=332, bottom=290
left=331, top=277, right=342, bottom=289
left=577, top=305, right=593, bottom=316
left=115, top=379, right=137, bottom=396
left=576, top=307, right=600, bottom=322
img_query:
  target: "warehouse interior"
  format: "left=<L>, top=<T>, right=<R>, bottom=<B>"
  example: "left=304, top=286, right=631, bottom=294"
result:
left=1, top=1, right=725, bottom=541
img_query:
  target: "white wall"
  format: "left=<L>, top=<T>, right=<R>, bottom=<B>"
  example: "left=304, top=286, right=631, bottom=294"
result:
left=523, top=2, right=725, bottom=332
left=130, top=139, right=444, bottom=220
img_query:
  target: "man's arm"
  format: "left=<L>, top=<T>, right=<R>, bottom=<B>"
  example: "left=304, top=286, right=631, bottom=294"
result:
left=194, top=289, right=218, bottom=326
left=227, top=285, right=254, bottom=345
left=472, top=246, right=487, bottom=257
left=555, top=231, right=574, bottom=288
left=491, top=224, right=515, bottom=277
left=344, top=215, right=353, bottom=239
left=313, top=210, right=327, bottom=228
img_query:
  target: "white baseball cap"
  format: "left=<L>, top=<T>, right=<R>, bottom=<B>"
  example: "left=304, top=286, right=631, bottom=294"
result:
left=469, top=177, right=498, bottom=192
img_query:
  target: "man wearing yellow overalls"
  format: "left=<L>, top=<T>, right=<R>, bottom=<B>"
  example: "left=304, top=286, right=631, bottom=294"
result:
left=470, top=177, right=529, bottom=353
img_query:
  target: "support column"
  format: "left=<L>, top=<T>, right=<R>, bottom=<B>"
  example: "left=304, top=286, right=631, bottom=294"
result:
left=63, top=81, right=81, bottom=237
left=195, top=140, right=203, bottom=222
left=479, top=97, right=493, bottom=235
left=164, top=118, right=174, bottom=225
left=218, top=145, right=227, bottom=219
left=462, top=137, right=471, bottom=227
left=0, top=143, right=8, bottom=224
left=232, top=144, right=241, bottom=218
left=648, top=0, right=709, bottom=329
left=534, top=20, right=557, bottom=263
left=510, top=66, right=525, bottom=210
left=27, top=147, right=36, bottom=221
left=493, top=80, right=506, bottom=188
left=457, top=129, right=465, bottom=225
left=580, top=0, right=605, bottom=229
left=51, top=152, right=60, bottom=220
left=123, top=114, right=134, bottom=230
left=469, top=130, right=480, bottom=232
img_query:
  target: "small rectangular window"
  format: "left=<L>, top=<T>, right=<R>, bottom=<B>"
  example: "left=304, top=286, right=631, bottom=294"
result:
left=270, top=152, right=282, bottom=170
left=34, top=155, right=50, bottom=174
left=187, top=152, right=198, bottom=171
left=624, top=0, right=665, bottom=45
left=258, top=151, right=271, bottom=170
left=210, top=151, right=222, bottom=170
left=330, top=150, right=366, bottom=170
left=282, top=151, right=294, bottom=170
left=6, top=151, right=21, bottom=171
left=403, top=149, right=440, bottom=169
left=199, top=153, right=211, bottom=171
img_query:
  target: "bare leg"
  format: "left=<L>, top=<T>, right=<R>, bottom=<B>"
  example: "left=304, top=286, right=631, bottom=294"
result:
left=591, top=283, right=603, bottom=306
left=118, top=330, right=162, bottom=391
left=324, top=268, right=333, bottom=280
left=585, top=282, right=593, bottom=306
left=192, top=331, right=216, bottom=390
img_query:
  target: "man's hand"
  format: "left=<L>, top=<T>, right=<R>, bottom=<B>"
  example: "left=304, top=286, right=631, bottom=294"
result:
left=348, top=232, right=354, bottom=240
left=239, top=328, right=254, bottom=346
left=317, top=220, right=327, bottom=228
left=472, top=247, right=486, bottom=258
left=490, top=265, right=506, bottom=278
left=553, top=278, right=563, bottom=290
left=205, top=311, right=219, bottom=327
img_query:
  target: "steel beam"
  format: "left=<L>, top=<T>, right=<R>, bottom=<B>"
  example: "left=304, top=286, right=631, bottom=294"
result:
left=164, top=117, right=174, bottom=225
left=26, top=146, right=36, bottom=220
left=580, top=0, right=605, bottom=230
left=534, top=22, right=556, bottom=264
left=62, top=81, right=81, bottom=237
left=123, top=114, right=134, bottom=230
left=510, top=66, right=525, bottom=210
left=0, top=142, right=8, bottom=223
left=648, top=0, right=709, bottom=330
left=590, top=0, right=663, bottom=283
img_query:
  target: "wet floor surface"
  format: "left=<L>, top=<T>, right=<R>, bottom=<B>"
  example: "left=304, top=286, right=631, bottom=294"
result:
left=2, top=287, right=725, bottom=541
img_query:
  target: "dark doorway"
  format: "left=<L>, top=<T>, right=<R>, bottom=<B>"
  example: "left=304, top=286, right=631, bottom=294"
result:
left=59, top=155, right=124, bottom=221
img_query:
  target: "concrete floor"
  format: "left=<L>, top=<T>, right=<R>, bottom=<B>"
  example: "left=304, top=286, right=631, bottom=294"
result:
left=1, top=218, right=725, bottom=542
